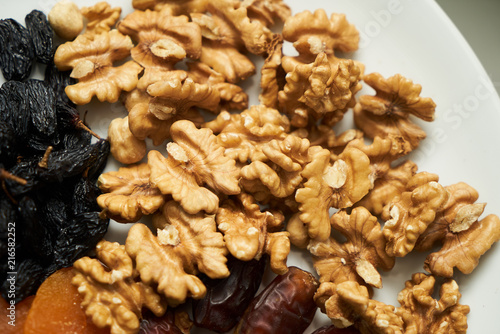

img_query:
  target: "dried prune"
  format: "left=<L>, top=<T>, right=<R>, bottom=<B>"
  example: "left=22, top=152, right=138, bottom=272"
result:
left=0, top=121, right=17, bottom=167
left=0, top=18, right=34, bottom=81
left=72, top=177, right=101, bottom=215
left=39, top=193, right=70, bottom=237
left=18, top=196, right=53, bottom=264
left=1, top=258, right=45, bottom=303
left=193, top=256, right=267, bottom=333
left=44, top=63, right=76, bottom=107
left=0, top=81, right=30, bottom=140
left=60, top=128, right=92, bottom=150
left=234, top=267, right=319, bottom=334
left=52, top=212, right=109, bottom=267
left=26, top=79, right=57, bottom=139
left=87, top=139, right=110, bottom=181
left=310, top=326, right=361, bottom=334
left=25, top=10, right=53, bottom=65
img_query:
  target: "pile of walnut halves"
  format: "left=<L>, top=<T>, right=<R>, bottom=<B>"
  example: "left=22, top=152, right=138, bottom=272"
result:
left=51, top=0, right=500, bottom=333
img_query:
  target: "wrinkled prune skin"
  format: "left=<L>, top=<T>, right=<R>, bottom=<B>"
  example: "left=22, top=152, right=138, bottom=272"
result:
left=310, top=326, right=361, bottom=334
left=0, top=121, right=17, bottom=168
left=1, top=258, right=45, bottom=303
left=72, top=177, right=102, bottom=215
left=53, top=212, right=109, bottom=267
left=61, top=128, right=92, bottom=150
left=25, top=10, right=53, bottom=65
left=139, top=310, right=184, bottom=334
left=234, top=267, right=319, bottom=334
left=0, top=195, right=17, bottom=259
left=0, top=18, right=34, bottom=81
left=193, top=256, right=267, bottom=333
left=0, top=81, right=30, bottom=141
left=55, top=102, right=82, bottom=131
left=87, top=139, right=110, bottom=181
left=5, top=139, right=107, bottom=196
left=18, top=196, right=53, bottom=265
left=44, top=63, right=76, bottom=107
left=26, top=79, right=57, bottom=140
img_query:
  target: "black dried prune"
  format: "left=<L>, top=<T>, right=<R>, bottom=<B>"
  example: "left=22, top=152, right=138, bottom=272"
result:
left=39, top=194, right=70, bottom=237
left=0, top=195, right=17, bottom=259
left=52, top=212, right=109, bottom=267
left=25, top=10, right=53, bottom=65
left=1, top=258, right=45, bottom=303
left=87, top=139, right=110, bottom=181
left=193, top=256, right=267, bottom=333
left=0, top=18, right=34, bottom=81
left=60, top=128, right=92, bottom=150
left=44, top=63, right=76, bottom=106
left=26, top=79, right=57, bottom=139
left=0, top=121, right=17, bottom=168
left=18, top=196, right=53, bottom=264
left=0, top=81, right=30, bottom=140
left=43, top=140, right=106, bottom=180
left=4, top=159, right=42, bottom=197
left=234, top=267, right=319, bottom=334
left=72, top=177, right=101, bottom=215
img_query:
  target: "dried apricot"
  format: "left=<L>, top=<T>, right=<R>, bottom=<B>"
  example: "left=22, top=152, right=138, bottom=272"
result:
left=23, top=267, right=109, bottom=334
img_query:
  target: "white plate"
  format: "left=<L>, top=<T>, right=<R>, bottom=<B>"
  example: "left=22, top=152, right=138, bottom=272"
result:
left=2, top=0, right=500, bottom=333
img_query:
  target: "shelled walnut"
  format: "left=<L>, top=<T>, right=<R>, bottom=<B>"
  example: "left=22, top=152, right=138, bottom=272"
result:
left=415, top=182, right=500, bottom=277
left=381, top=172, right=449, bottom=257
left=295, top=146, right=371, bottom=241
left=216, top=193, right=290, bottom=274
left=54, top=29, right=142, bottom=104
left=309, top=207, right=394, bottom=290
left=97, top=163, right=165, bottom=223
left=148, top=120, right=240, bottom=214
left=353, top=73, right=436, bottom=154
left=127, top=201, right=230, bottom=306
left=72, top=240, right=167, bottom=334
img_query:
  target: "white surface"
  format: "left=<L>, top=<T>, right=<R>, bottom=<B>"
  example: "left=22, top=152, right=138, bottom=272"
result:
left=2, top=0, right=500, bottom=333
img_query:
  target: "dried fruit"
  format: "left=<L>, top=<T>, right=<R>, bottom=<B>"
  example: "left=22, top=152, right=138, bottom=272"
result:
left=0, top=18, right=34, bottom=81
left=192, top=256, right=267, bottom=332
left=234, top=266, right=319, bottom=334
left=25, top=10, right=54, bottom=64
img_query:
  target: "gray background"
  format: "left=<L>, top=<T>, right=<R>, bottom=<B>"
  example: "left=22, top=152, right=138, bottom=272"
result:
left=436, top=0, right=500, bottom=94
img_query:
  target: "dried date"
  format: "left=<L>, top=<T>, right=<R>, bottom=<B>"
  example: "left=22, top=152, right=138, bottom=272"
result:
left=234, top=266, right=319, bottom=334
left=193, top=256, right=267, bottom=333
left=0, top=18, right=34, bottom=81
left=25, top=10, right=53, bottom=65
left=139, top=310, right=185, bottom=334
left=310, top=325, right=361, bottom=334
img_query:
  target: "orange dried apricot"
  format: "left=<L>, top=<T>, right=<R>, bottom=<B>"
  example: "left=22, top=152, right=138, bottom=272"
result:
left=23, top=267, right=109, bottom=334
left=1, top=294, right=35, bottom=334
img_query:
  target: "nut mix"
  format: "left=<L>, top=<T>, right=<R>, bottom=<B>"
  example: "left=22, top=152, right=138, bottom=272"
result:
left=1, top=0, right=499, bottom=334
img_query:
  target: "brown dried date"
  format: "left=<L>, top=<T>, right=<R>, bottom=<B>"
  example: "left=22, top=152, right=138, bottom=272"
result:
left=193, top=256, right=267, bottom=333
left=139, top=310, right=185, bottom=334
left=310, top=325, right=361, bottom=334
left=234, top=266, right=319, bottom=334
